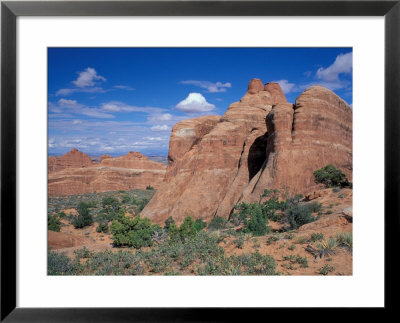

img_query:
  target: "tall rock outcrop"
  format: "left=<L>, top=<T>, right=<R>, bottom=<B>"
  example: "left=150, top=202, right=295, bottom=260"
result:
left=48, top=148, right=94, bottom=173
left=48, top=150, right=166, bottom=196
left=141, top=79, right=288, bottom=224
left=241, top=85, right=352, bottom=202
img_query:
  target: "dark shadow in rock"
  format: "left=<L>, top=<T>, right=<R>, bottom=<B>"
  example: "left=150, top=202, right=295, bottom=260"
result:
left=248, top=133, right=268, bottom=181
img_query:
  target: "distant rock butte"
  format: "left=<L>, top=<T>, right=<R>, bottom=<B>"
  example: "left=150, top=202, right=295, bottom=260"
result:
left=141, top=79, right=352, bottom=225
left=48, top=148, right=94, bottom=173
left=100, top=151, right=166, bottom=170
left=99, top=154, right=112, bottom=163
left=48, top=149, right=166, bottom=196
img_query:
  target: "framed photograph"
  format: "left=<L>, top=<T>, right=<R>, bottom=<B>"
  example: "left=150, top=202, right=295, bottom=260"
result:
left=1, top=0, right=398, bottom=321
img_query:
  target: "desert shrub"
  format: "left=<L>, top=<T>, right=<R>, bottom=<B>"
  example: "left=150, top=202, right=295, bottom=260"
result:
left=232, top=251, right=277, bottom=275
left=313, top=164, right=351, bottom=188
left=232, top=203, right=270, bottom=236
left=316, top=237, right=338, bottom=251
left=71, top=202, right=93, bottom=229
left=110, top=212, right=154, bottom=249
left=121, top=195, right=131, bottom=204
left=234, top=235, right=245, bottom=249
left=244, top=204, right=269, bottom=236
left=319, top=264, right=335, bottom=275
left=208, top=216, right=228, bottom=230
left=310, top=233, right=324, bottom=242
left=308, top=202, right=323, bottom=213
left=132, top=198, right=149, bottom=212
left=58, top=211, right=67, bottom=218
left=164, top=216, right=175, bottom=230
left=283, top=254, right=308, bottom=268
left=73, top=247, right=92, bottom=259
left=96, top=221, right=109, bottom=233
left=102, top=196, right=119, bottom=207
left=336, top=232, right=352, bottom=250
left=146, top=185, right=155, bottom=190
left=295, top=255, right=308, bottom=268
left=48, top=214, right=61, bottom=232
left=260, top=189, right=287, bottom=221
left=48, top=250, right=79, bottom=275
left=285, top=204, right=315, bottom=229
left=194, top=219, right=207, bottom=232
left=179, top=216, right=197, bottom=241
left=81, top=249, right=143, bottom=275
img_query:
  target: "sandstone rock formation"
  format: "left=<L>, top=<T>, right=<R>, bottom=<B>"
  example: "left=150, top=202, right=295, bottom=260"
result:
left=48, top=148, right=94, bottom=173
left=142, top=79, right=287, bottom=224
left=48, top=150, right=166, bottom=196
left=241, top=85, right=352, bottom=202
left=141, top=80, right=352, bottom=225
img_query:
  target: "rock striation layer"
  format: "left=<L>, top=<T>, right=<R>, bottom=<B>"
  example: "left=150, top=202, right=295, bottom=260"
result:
left=141, top=80, right=352, bottom=225
left=48, top=150, right=166, bottom=196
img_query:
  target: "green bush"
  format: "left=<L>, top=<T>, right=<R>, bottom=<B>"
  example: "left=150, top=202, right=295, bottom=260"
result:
left=319, top=264, right=335, bottom=275
left=232, top=203, right=270, bottom=236
left=308, top=202, right=323, bottom=213
left=234, top=235, right=245, bottom=249
left=102, top=196, right=119, bottom=207
left=179, top=216, right=197, bottom=241
left=132, top=198, right=149, bottom=212
left=313, top=164, right=351, bottom=188
left=208, top=216, right=228, bottom=230
left=244, top=204, right=269, bottom=236
left=96, top=221, right=109, bottom=233
left=164, top=216, right=175, bottom=230
left=336, top=232, right=352, bottom=250
left=285, top=204, right=316, bottom=229
left=71, top=202, right=93, bottom=229
left=194, top=219, right=206, bottom=232
left=48, top=214, right=61, bottom=232
left=310, top=233, right=324, bottom=242
left=110, top=212, right=154, bottom=248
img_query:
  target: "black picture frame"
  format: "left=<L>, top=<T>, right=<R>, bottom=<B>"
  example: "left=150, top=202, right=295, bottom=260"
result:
left=1, top=0, right=398, bottom=321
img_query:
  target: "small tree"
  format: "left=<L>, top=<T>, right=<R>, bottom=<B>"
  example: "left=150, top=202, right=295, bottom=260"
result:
left=179, top=216, right=197, bottom=240
left=48, top=214, right=61, bottom=232
left=72, top=202, right=93, bottom=229
left=313, top=164, right=351, bottom=188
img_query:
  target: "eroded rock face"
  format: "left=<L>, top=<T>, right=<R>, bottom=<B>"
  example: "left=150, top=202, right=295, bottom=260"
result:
left=48, top=151, right=166, bottom=196
left=242, top=85, right=352, bottom=203
left=48, top=148, right=94, bottom=173
left=141, top=79, right=288, bottom=224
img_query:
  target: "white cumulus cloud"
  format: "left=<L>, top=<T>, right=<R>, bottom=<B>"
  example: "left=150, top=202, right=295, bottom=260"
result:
left=273, top=80, right=297, bottom=94
left=316, top=52, right=353, bottom=82
left=180, top=80, right=232, bottom=93
left=72, top=67, right=106, bottom=88
left=176, top=93, right=215, bottom=113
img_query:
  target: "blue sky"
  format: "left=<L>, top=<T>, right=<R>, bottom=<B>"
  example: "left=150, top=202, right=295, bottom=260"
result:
left=48, top=48, right=352, bottom=156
